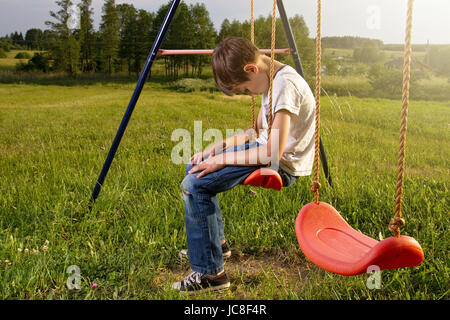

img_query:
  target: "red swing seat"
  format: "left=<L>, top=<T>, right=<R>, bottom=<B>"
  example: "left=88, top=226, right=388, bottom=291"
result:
left=295, top=202, right=424, bottom=276
left=241, top=168, right=283, bottom=191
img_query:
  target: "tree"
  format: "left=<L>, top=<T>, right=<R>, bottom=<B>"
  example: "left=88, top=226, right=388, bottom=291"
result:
left=78, top=0, right=95, bottom=72
left=10, top=32, right=25, bottom=46
left=0, top=37, right=12, bottom=52
left=218, top=19, right=232, bottom=43
left=100, top=0, right=119, bottom=74
left=152, top=2, right=193, bottom=79
left=322, top=36, right=383, bottom=49
left=323, top=57, right=338, bottom=76
left=427, top=45, right=450, bottom=78
left=284, top=14, right=315, bottom=76
left=117, top=3, right=137, bottom=75
left=117, top=5, right=153, bottom=76
left=92, top=31, right=104, bottom=72
left=190, top=3, right=217, bottom=76
left=45, top=0, right=80, bottom=75
left=17, top=52, right=51, bottom=72
left=368, top=63, right=419, bottom=97
left=41, top=30, right=58, bottom=51
left=134, top=10, right=154, bottom=75
left=353, top=46, right=384, bottom=63
left=0, top=44, right=8, bottom=54
left=25, top=28, right=43, bottom=50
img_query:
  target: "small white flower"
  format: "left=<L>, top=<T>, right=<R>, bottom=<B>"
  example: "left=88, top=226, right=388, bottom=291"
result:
left=42, top=246, right=49, bottom=252
left=44, top=240, right=49, bottom=245
left=18, top=248, right=22, bottom=252
left=24, top=248, right=29, bottom=253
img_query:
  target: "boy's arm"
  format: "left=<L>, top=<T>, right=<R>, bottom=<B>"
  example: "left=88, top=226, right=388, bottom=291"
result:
left=225, top=110, right=291, bottom=165
left=256, top=105, right=263, bottom=135
left=202, top=130, right=251, bottom=156
left=203, top=107, right=264, bottom=157
left=191, top=127, right=254, bottom=165
left=203, top=104, right=263, bottom=156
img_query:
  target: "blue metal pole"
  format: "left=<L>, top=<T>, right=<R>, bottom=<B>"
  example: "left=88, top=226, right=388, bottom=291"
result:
left=89, top=0, right=181, bottom=209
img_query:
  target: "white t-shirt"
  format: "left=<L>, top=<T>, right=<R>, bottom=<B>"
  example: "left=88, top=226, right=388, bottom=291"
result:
left=256, top=65, right=316, bottom=176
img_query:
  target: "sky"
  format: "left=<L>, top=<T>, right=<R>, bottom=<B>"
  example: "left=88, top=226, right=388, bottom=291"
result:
left=0, top=0, right=449, bottom=44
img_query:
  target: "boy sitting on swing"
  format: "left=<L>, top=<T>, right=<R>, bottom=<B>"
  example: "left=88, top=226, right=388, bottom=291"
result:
left=172, top=37, right=316, bottom=293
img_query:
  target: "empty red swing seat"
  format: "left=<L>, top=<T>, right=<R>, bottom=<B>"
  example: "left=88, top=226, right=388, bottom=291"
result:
left=295, top=202, right=424, bottom=276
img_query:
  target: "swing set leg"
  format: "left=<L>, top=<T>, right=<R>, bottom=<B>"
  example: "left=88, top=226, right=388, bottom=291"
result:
left=319, top=138, right=332, bottom=187
left=88, top=0, right=181, bottom=211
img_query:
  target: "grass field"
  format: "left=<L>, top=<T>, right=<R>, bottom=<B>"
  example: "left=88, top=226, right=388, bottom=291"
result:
left=0, top=80, right=448, bottom=300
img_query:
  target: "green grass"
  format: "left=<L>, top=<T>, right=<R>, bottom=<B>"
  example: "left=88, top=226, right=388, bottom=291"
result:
left=0, top=82, right=448, bottom=300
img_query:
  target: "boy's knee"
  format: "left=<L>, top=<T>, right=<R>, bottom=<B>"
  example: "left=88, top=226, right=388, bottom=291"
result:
left=185, top=162, right=194, bottom=176
left=180, top=173, right=198, bottom=195
left=181, top=172, right=213, bottom=195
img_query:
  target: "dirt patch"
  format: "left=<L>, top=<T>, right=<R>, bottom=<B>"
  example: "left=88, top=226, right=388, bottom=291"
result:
left=163, top=246, right=312, bottom=299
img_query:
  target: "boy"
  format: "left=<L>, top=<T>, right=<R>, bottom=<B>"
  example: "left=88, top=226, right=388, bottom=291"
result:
left=172, top=37, right=316, bottom=293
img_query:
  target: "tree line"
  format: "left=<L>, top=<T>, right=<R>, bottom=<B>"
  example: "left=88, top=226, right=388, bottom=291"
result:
left=322, top=36, right=383, bottom=49
left=1, top=0, right=217, bottom=78
left=0, top=0, right=316, bottom=78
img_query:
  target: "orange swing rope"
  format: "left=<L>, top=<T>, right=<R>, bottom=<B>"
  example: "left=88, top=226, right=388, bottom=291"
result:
left=250, top=0, right=256, bottom=132
left=249, top=0, right=277, bottom=138
left=310, top=0, right=322, bottom=204
left=389, top=0, right=414, bottom=238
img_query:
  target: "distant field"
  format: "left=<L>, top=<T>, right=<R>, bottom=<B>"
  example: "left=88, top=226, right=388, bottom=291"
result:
left=0, top=50, right=42, bottom=71
left=0, top=82, right=448, bottom=299
left=324, top=47, right=428, bottom=62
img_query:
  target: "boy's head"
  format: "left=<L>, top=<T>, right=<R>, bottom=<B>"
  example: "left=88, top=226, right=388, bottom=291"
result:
left=212, top=37, right=266, bottom=96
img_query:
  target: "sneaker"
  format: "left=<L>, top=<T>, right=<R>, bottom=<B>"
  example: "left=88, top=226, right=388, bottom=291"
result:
left=178, top=241, right=232, bottom=260
left=172, top=271, right=230, bottom=294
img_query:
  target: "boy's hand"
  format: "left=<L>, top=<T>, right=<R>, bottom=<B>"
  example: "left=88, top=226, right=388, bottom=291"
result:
left=189, top=151, right=206, bottom=165
left=188, top=155, right=225, bottom=178
left=189, top=142, right=225, bottom=165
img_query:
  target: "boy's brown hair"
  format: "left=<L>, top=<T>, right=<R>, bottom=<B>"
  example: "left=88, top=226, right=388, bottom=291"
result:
left=212, top=37, right=260, bottom=96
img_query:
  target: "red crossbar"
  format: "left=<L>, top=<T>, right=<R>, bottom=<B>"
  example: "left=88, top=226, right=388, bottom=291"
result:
left=157, top=48, right=290, bottom=55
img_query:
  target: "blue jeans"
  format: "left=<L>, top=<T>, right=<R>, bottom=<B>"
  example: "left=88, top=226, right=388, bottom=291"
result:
left=180, top=142, right=297, bottom=274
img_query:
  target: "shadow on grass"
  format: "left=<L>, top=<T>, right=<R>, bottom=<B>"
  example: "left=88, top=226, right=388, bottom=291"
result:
left=0, top=69, right=218, bottom=91
left=0, top=70, right=177, bottom=87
